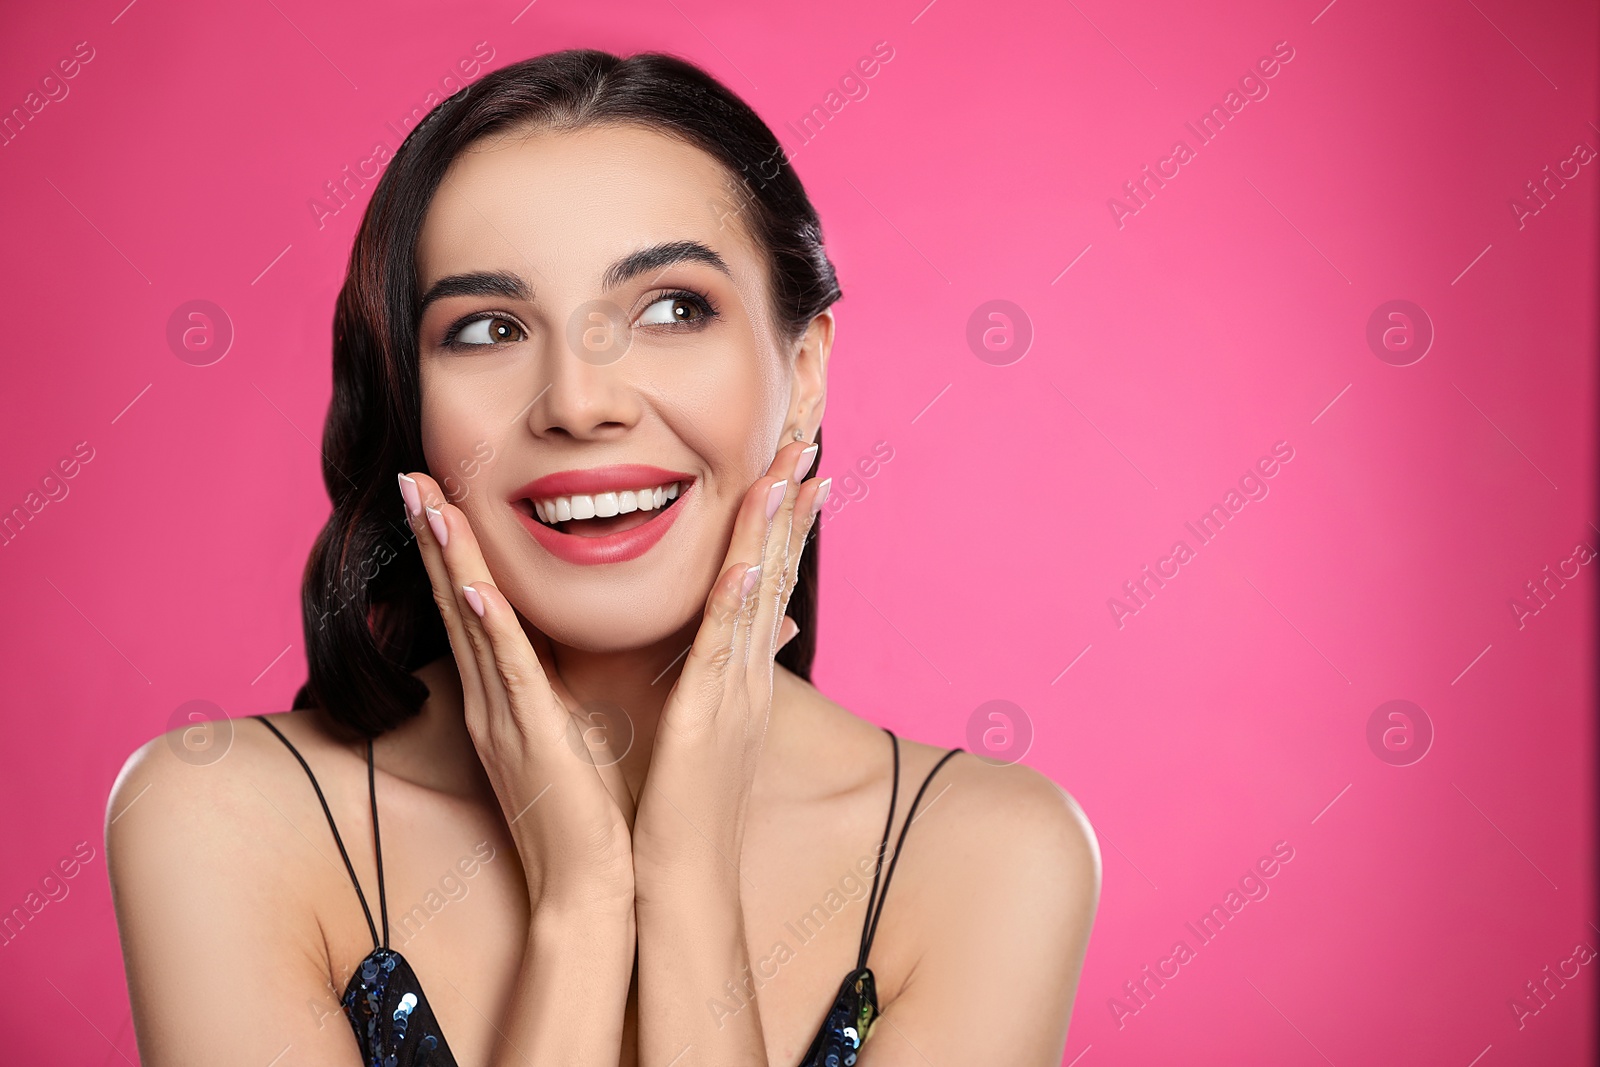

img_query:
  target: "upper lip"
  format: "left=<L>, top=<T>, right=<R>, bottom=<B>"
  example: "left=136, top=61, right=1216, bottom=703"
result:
left=512, top=464, right=695, bottom=501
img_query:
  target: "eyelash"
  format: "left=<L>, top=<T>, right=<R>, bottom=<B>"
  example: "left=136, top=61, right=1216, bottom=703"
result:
left=653, top=288, right=721, bottom=327
left=439, top=288, right=721, bottom=350
left=440, top=314, right=523, bottom=351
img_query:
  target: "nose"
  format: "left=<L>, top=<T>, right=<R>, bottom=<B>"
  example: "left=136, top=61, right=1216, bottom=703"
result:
left=526, top=311, right=641, bottom=441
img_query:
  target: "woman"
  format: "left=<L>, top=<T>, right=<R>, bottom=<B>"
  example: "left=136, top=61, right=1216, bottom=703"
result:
left=106, top=48, right=1099, bottom=1066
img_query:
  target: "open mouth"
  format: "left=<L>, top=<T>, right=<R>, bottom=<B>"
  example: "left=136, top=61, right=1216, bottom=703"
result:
left=509, top=465, right=695, bottom=565
left=518, top=479, right=688, bottom=539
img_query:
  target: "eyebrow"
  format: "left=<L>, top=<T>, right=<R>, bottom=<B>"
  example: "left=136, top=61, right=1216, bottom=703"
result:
left=416, top=240, right=732, bottom=318
left=601, top=240, right=731, bottom=291
left=416, top=270, right=529, bottom=319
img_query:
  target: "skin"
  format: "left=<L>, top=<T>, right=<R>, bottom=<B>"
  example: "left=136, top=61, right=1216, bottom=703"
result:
left=106, top=124, right=1100, bottom=1066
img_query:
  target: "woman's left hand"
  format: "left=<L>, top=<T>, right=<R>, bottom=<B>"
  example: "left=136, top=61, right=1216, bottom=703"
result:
left=631, top=438, right=827, bottom=891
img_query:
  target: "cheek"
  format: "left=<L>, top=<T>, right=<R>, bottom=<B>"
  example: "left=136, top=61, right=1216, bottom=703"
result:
left=419, top=378, right=504, bottom=505
left=655, top=335, right=788, bottom=489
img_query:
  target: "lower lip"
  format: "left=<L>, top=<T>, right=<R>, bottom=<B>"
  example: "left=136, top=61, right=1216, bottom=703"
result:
left=513, top=485, right=692, bottom=565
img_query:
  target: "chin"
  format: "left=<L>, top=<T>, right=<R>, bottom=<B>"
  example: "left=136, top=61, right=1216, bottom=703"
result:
left=483, top=543, right=714, bottom=659
left=517, top=592, right=703, bottom=656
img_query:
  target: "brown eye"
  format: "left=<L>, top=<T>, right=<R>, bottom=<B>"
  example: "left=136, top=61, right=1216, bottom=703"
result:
left=451, top=316, right=525, bottom=346
left=638, top=294, right=712, bottom=327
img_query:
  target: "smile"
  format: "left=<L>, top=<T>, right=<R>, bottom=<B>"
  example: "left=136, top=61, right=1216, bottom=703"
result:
left=530, top=480, right=683, bottom=525
left=509, top=465, right=694, bottom=565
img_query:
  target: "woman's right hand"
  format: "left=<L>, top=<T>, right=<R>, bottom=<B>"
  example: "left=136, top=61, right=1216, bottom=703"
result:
left=399, top=471, right=635, bottom=915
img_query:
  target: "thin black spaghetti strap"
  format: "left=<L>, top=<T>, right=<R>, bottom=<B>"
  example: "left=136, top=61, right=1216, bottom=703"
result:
left=856, top=728, right=900, bottom=970
left=252, top=716, right=381, bottom=951
left=859, top=743, right=963, bottom=967
left=366, top=736, right=389, bottom=949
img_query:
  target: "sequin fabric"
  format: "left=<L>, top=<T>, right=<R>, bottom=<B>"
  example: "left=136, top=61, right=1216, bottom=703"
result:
left=340, top=947, right=457, bottom=1067
left=338, top=947, right=872, bottom=1067
left=798, top=967, right=878, bottom=1067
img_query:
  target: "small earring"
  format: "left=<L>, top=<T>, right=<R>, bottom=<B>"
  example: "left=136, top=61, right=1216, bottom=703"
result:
left=792, top=428, right=806, bottom=442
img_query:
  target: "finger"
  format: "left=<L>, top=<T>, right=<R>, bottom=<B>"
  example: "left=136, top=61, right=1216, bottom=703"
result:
left=668, top=438, right=807, bottom=732
left=667, top=558, right=759, bottom=738
left=459, top=580, right=568, bottom=747
left=458, top=580, right=630, bottom=859
left=410, top=474, right=504, bottom=713
left=768, top=477, right=829, bottom=660
left=676, top=436, right=789, bottom=682
left=776, top=615, right=800, bottom=653
left=400, top=472, right=487, bottom=708
left=743, top=441, right=817, bottom=668
left=415, top=481, right=619, bottom=824
left=672, top=476, right=778, bottom=728
left=410, top=473, right=560, bottom=741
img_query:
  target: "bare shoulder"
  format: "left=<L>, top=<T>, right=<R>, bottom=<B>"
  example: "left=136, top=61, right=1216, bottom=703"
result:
left=894, top=735, right=1101, bottom=913
left=767, top=681, right=1101, bottom=1058
left=104, top=710, right=352, bottom=904
left=105, top=717, right=408, bottom=1061
left=876, top=735, right=1101, bottom=1058
left=109, top=710, right=316, bottom=825
left=781, top=674, right=1100, bottom=925
left=778, top=673, right=1100, bottom=906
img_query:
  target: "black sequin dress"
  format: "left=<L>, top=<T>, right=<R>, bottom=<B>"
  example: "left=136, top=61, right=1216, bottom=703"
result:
left=255, top=716, right=959, bottom=1067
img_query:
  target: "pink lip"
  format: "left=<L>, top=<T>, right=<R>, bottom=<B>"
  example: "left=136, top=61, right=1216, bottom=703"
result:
left=510, top=465, right=695, bottom=566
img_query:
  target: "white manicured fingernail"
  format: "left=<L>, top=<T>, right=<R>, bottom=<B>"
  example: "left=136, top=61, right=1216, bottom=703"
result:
left=398, top=473, right=422, bottom=517
left=793, top=444, right=818, bottom=481
left=425, top=505, right=448, bottom=547
left=765, top=481, right=788, bottom=520
left=462, top=585, right=485, bottom=618
left=810, top=478, right=832, bottom=518
left=741, top=564, right=762, bottom=598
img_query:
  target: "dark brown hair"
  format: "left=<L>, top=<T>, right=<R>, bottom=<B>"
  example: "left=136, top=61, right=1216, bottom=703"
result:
left=292, top=49, right=842, bottom=737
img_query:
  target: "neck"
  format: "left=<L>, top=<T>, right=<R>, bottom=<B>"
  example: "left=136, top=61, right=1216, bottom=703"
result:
left=541, top=620, right=701, bottom=799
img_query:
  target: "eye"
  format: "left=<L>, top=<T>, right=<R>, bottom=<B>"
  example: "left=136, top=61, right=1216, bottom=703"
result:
left=445, top=315, right=525, bottom=348
left=637, top=291, right=717, bottom=328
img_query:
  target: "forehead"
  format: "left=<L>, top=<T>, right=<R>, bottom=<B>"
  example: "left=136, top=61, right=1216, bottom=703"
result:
left=415, top=123, right=760, bottom=290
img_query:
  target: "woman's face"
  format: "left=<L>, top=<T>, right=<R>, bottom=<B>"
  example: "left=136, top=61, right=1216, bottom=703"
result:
left=413, top=123, right=830, bottom=652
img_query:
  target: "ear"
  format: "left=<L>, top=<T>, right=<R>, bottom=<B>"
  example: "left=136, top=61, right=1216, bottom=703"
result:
left=787, top=309, right=834, bottom=436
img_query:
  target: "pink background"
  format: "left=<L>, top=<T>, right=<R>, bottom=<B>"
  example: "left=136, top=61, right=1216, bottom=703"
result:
left=1, top=0, right=1594, bottom=1063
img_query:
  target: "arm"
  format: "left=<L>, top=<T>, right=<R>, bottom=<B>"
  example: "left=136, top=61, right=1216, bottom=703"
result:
left=107, top=736, right=378, bottom=1067
left=490, top=903, right=636, bottom=1067
left=633, top=439, right=828, bottom=1066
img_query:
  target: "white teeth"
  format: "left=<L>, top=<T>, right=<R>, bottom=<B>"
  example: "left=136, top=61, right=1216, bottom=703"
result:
left=531, top=481, right=683, bottom=527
